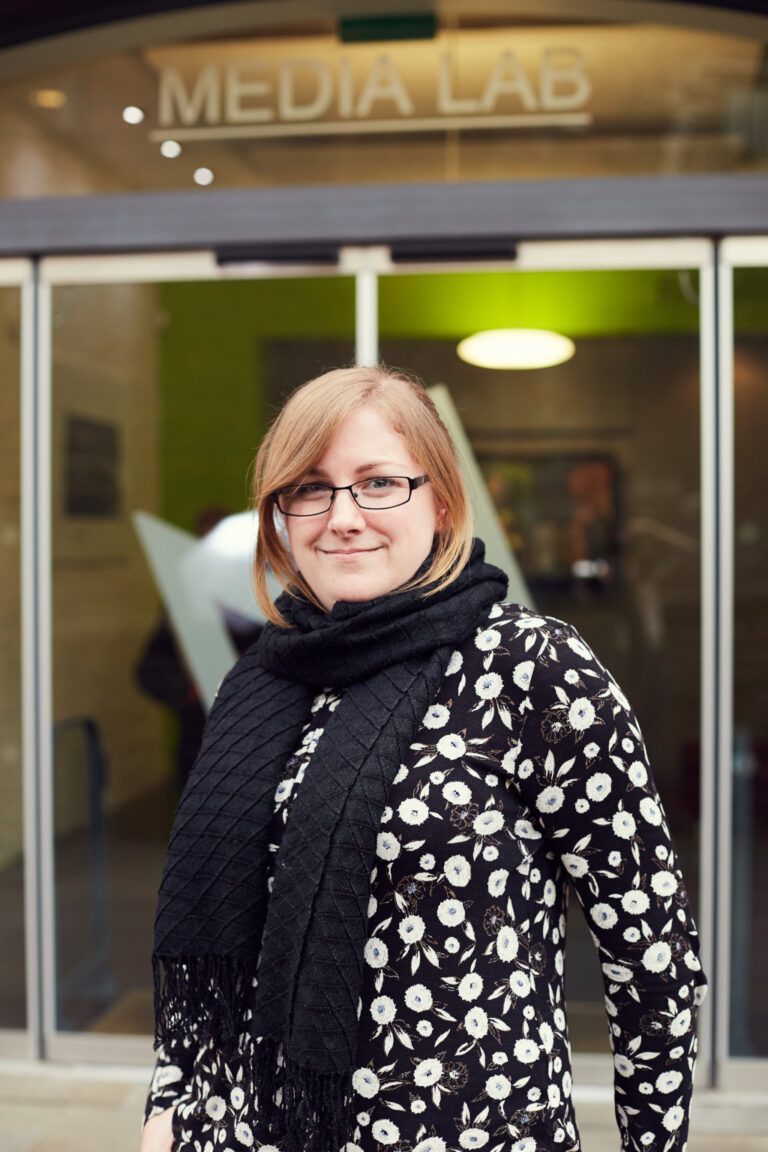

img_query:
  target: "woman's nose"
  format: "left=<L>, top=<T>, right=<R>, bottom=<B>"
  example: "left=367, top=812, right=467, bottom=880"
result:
left=327, top=488, right=366, bottom=531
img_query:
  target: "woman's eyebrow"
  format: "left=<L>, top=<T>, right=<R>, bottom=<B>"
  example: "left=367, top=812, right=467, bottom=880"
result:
left=304, top=461, right=403, bottom=478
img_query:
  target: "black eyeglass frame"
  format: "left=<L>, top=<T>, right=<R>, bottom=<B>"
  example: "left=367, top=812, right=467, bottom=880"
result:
left=272, top=474, right=430, bottom=516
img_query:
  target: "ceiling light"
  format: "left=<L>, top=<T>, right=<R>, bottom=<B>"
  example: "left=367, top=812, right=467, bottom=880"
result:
left=122, top=105, right=145, bottom=124
left=160, top=140, right=182, bottom=158
left=457, top=328, right=575, bottom=370
left=32, top=89, right=66, bottom=109
left=193, top=167, right=215, bottom=186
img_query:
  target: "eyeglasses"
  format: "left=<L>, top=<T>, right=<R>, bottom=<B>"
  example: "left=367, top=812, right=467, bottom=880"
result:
left=272, top=474, right=429, bottom=517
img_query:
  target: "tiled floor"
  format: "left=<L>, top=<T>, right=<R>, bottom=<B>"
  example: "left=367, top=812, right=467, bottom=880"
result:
left=0, top=1061, right=765, bottom=1152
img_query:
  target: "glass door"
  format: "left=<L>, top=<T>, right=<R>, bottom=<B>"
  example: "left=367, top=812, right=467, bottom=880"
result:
left=0, top=260, right=29, bottom=1054
left=718, top=238, right=768, bottom=1087
left=376, top=240, right=715, bottom=1082
left=38, top=253, right=355, bottom=1059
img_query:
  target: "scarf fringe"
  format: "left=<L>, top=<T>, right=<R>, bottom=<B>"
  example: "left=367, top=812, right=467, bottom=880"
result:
left=252, top=1035, right=354, bottom=1152
left=152, top=954, right=250, bottom=1048
left=153, top=958, right=353, bottom=1152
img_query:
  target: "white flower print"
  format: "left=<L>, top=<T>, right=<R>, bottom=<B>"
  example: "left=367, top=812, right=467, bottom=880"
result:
left=364, top=938, right=389, bottom=968
left=404, top=984, right=433, bottom=1012
left=458, top=972, right=484, bottom=1001
left=586, top=772, right=612, bottom=802
left=475, top=672, right=503, bottom=700
left=509, top=970, right=531, bottom=997
left=513, top=1037, right=540, bottom=1064
left=444, top=936, right=460, bottom=953
left=662, top=1106, right=685, bottom=1132
left=399, top=798, right=429, bottom=825
left=561, top=853, right=589, bottom=878
left=437, top=898, right=466, bottom=926
left=622, top=888, right=650, bottom=914
left=511, top=1141, right=536, bottom=1152
left=413, top=1140, right=447, bottom=1152
left=512, top=660, right=535, bottom=691
left=642, top=941, right=672, bottom=973
left=398, top=915, right=426, bottom=944
left=566, top=635, right=592, bottom=660
left=640, top=796, right=663, bottom=825
left=205, top=1095, right=226, bottom=1120
left=569, top=697, right=596, bottom=730
left=370, top=996, right=396, bottom=1025
left=670, top=1008, right=691, bottom=1036
left=235, top=1121, right=254, bottom=1146
left=629, top=761, right=648, bottom=786
left=475, top=628, right=501, bottom=652
left=376, top=832, right=400, bottom=860
left=473, top=809, right=504, bottom=837
left=464, top=1006, right=489, bottom=1038
left=446, top=651, right=463, bottom=674
left=517, top=759, right=534, bottom=779
left=547, top=1083, right=561, bottom=1107
left=651, top=871, right=678, bottom=897
left=591, top=903, right=619, bottom=929
left=371, top=1119, right=400, bottom=1144
left=612, top=810, right=637, bottom=839
left=410, top=1099, right=426, bottom=1113
left=444, top=855, right=471, bottom=887
left=656, top=1070, right=683, bottom=1093
left=416, top=1019, right=433, bottom=1036
left=459, top=1129, right=490, bottom=1149
left=485, top=1073, right=511, bottom=1099
left=488, top=868, right=509, bottom=897
left=423, top=704, right=450, bottom=729
left=482, top=845, right=498, bottom=861
left=230, top=1087, right=245, bottom=1109
left=624, top=927, right=641, bottom=942
left=442, top=780, right=472, bottom=805
left=413, top=1058, right=443, bottom=1086
left=575, top=798, right=589, bottom=813
left=615, top=1054, right=635, bottom=1077
left=352, top=1068, right=380, bottom=1097
left=437, top=734, right=466, bottom=760
left=537, top=785, right=565, bottom=814
left=603, top=962, right=633, bottom=982
left=584, top=741, right=600, bottom=758
left=495, top=926, right=519, bottom=962
left=420, top=852, right=436, bottom=870
left=539, top=1021, right=554, bottom=1053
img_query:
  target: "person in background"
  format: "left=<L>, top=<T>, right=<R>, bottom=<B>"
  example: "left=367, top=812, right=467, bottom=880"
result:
left=141, top=365, right=707, bottom=1152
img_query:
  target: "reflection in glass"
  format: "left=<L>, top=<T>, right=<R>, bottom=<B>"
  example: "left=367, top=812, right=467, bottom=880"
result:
left=51, top=276, right=354, bottom=1032
left=0, top=286, right=24, bottom=1027
left=731, top=268, right=768, bottom=1057
left=380, top=266, right=702, bottom=1052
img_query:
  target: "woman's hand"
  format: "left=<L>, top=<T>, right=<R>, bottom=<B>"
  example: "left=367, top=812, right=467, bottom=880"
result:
left=140, top=1105, right=175, bottom=1152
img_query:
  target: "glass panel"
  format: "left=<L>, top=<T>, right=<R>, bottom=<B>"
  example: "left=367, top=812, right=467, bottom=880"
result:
left=1, top=9, right=767, bottom=197
left=380, top=266, right=702, bottom=1053
left=0, top=284, right=24, bottom=1027
left=731, top=266, right=768, bottom=1058
left=50, top=274, right=354, bottom=1033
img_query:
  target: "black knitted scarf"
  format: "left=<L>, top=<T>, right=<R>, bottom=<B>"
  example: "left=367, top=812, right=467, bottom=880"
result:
left=152, top=540, right=508, bottom=1152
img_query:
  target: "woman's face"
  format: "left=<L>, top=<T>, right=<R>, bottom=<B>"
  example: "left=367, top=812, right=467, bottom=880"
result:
left=285, top=405, right=445, bottom=612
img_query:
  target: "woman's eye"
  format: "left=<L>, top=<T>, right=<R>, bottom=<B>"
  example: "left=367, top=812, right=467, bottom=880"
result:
left=297, top=483, right=330, bottom=497
left=363, top=476, right=396, bottom=491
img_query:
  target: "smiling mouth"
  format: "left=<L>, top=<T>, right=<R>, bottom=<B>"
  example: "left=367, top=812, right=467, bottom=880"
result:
left=322, top=547, right=380, bottom=557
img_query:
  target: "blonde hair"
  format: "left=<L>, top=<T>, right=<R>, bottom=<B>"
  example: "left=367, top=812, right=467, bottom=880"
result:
left=252, top=365, right=473, bottom=626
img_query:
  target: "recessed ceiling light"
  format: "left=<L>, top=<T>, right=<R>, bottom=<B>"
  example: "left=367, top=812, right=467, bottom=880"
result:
left=457, top=328, right=575, bottom=370
left=160, top=140, right=182, bottom=159
left=193, top=167, right=215, bottom=186
left=122, top=105, right=145, bottom=124
left=32, top=89, right=66, bottom=109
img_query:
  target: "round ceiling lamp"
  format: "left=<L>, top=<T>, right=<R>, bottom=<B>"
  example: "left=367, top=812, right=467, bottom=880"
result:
left=457, top=328, right=575, bottom=369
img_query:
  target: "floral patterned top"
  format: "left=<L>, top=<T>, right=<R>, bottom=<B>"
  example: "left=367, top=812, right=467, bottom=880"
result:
left=144, top=602, right=707, bottom=1152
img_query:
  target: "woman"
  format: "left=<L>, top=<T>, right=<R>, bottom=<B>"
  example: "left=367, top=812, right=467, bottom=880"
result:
left=142, top=365, right=707, bottom=1152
